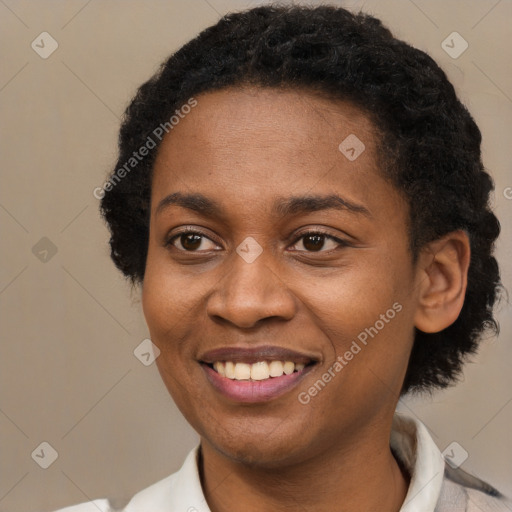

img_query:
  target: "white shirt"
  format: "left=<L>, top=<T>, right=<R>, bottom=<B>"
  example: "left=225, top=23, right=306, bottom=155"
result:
left=54, top=413, right=507, bottom=512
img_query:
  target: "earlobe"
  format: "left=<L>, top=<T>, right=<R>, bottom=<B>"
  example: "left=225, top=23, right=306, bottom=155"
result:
left=413, top=231, right=471, bottom=333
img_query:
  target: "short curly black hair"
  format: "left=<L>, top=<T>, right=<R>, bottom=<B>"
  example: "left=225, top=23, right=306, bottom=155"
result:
left=99, top=4, right=502, bottom=395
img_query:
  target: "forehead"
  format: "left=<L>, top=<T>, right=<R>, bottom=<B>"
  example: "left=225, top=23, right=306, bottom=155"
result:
left=160, top=86, right=376, bottom=157
left=150, top=86, right=393, bottom=217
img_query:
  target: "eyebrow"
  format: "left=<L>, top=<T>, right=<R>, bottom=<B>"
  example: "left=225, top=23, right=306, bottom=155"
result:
left=155, top=192, right=371, bottom=219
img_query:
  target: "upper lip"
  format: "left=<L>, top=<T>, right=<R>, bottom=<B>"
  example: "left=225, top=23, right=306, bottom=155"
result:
left=199, top=345, right=319, bottom=365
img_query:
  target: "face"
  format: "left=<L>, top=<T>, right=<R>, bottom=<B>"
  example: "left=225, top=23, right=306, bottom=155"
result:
left=142, top=87, right=422, bottom=468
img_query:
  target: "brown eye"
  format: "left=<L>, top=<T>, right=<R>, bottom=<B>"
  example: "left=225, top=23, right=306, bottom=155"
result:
left=166, top=230, right=218, bottom=252
left=290, top=231, right=347, bottom=253
left=179, top=233, right=203, bottom=251
left=302, top=234, right=325, bottom=252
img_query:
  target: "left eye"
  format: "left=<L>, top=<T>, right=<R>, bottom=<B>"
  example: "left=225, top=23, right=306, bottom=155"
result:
left=290, top=232, right=345, bottom=253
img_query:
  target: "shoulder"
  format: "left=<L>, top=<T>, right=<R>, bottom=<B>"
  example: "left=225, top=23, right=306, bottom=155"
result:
left=466, top=486, right=512, bottom=512
left=51, top=446, right=204, bottom=512
left=435, top=465, right=512, bottom=512
left=123, top=446, right=208, bottom=511
left=51, top=473, right=181, bottom=512
left=52, top=500, right=111, bottom=512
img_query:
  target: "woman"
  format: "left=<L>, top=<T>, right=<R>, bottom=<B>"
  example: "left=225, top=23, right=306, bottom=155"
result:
left=57, top=4, right=508, bottom=511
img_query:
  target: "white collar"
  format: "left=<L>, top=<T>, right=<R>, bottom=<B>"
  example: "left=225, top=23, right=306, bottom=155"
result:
left=121, top=412, right=446, bottom=512
left=391, top=413, right=446, bottom=511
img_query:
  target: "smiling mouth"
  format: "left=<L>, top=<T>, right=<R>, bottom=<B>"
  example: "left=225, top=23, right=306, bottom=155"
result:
left=199, top=345, right=319, bottom=401
left=206, top=360, right=315, bottom=381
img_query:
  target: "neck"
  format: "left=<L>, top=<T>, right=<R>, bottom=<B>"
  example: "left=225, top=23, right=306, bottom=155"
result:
left=199, top=422, right=410, bottom=512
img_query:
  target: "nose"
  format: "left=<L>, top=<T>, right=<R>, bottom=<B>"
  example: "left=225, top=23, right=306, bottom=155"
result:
left=206, top=250, right=297, bottom=329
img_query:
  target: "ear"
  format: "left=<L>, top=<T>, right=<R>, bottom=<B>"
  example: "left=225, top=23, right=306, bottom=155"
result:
left=413, top=230, right=471, bottom=333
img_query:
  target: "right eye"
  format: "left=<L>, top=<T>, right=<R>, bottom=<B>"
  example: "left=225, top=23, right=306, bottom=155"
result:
left=166, top=229, right=220, bottom=252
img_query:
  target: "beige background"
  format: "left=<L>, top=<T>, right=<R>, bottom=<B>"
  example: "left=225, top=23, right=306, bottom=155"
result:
left=0, top=0, right=511, bottom=510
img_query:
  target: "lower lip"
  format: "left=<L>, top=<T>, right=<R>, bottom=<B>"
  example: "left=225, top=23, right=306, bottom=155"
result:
left=201, top=363, right=314, bottom=403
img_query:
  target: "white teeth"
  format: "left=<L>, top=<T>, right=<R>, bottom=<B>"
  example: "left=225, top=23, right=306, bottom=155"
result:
left=213, top=361, right=226, bottom=377
left=225, top=361, right=236, bottom=379
left=250, top=361, right=270, bottom=380
left=283, top=361, right=295, bottom=375
left=234, top=362, right=251, bottom=380
left=211, top=360, right=308, bottom=380
left=269, top=360, right=284, bottom=377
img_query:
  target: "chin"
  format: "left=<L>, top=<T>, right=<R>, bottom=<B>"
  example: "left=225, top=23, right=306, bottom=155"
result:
left=204, top=419, right=315, bottom=469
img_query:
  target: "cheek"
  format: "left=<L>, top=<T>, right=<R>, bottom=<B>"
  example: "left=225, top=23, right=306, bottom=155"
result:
left=307, top=250, right=415, bottom=384
left=142, top=264, right=211, bottom=426
left=141, top=264, right=194, bottom=388
left=310, top=260, right=398, bottom=340
left=142, top=248, right=204, bottom=340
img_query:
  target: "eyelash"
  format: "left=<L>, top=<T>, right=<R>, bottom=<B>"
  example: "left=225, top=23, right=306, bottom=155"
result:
left=165, top=228, right=348, bottom=254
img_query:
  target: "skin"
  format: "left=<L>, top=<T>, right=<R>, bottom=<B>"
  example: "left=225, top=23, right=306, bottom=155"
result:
left=142, top=87, right=470, bottom=511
